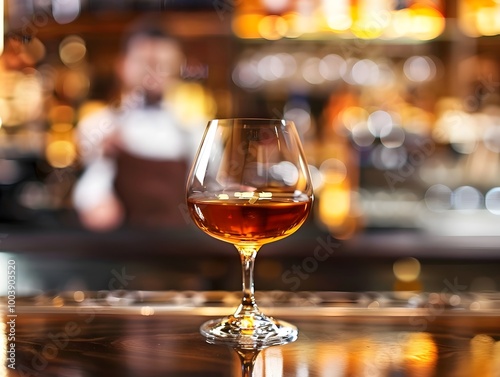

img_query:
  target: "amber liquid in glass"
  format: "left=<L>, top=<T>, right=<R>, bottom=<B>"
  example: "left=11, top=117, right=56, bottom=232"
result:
left=187, top=197, right=311, bottom=245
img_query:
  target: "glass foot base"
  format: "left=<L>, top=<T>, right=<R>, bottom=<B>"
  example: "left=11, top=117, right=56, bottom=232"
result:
left=200, top=315, right=298, bottom=347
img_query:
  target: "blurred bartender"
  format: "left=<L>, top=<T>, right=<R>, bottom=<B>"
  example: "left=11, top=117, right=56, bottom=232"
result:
left=73, top=19, right=201, bottom=231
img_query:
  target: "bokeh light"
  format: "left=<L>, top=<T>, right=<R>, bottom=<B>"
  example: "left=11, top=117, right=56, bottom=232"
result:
left=483, top=124, right=500, bottom=153
left=17, top=182, right=50, bottom=210
left=59, top=35, right=87, bottom=67
left=231, top=1, right=445, bottom=41
left=260, top=0, right=290, bottom=13
left=0, top=1, right=3, bottom=56
left=282, top=12, right=303, bottom=38
left=368, top=110, right=393, bottom=137
left=408, top=5, right=445, bottom=40
left=51, top=123, right=73, bottom=133
left=476, top=7, right=500, bottom=36
left=52, top=0, right=81, bottom=24
left=323, top=0, right=352, bottom=32
left=50, top=105, right=75, bottom=124
left=319, top=186, right=351, bottom=228
left=404, top=56, right=437, bottom=82
left=339, top=58, right=358, bottom=85
left=276, top=53, right=297, bottom=78
left=453, top=186, right=483, bottom=211
left=425, top=184, right=453, bottom=212
left=308, top=164, right=323, bottom=191
left=232, top=59, right=262, bottom=89
left=380, top=125, right=405, bottom=148
left=485, top=187, right=500, bottom=215
left=284, top=101, right=311, bottom=135
left=393, top=257, right=421, bottom=282
left=270, top=161, right=299, bottom=186
left=258, top=55, right=285, bottom=81
left=352, top=122, right=375, bottom=147
left=390, top=8, right=413, bottom=38
left=351, top=59, right=380, bottom=86
left=46, top=140, right=77, bottom=168
left=73, top=290, right=85, bottom=302
left=340, top=107, right=369, bottom=132
left=351, top=4, right=388, bottom=40
left=404, top=333, right=437, bottom=370
left=11, top=73, right=44, bottom=124
left=258, top=15, right=288, bottom=40
left=371, top=145, right=407, bottom=170
left=61, top=71, right=90, bottom=100
left=319, top=54, right=344, bottom=81
left=302, top=57, right=324, bottom=85
left=169, top=82, right=217, bottom=124
left=319, top=158, right=347, bottom=185
left=0, top=160, right=22, bottom=185
left=232, top=14, right=262, bottom=39
left=24, top=38, right=46, bottom=63
left=435, top=110, right=477, bottom=154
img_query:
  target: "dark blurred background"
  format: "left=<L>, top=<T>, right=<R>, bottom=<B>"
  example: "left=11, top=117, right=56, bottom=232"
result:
left=1, top=0, right=500, bottom=297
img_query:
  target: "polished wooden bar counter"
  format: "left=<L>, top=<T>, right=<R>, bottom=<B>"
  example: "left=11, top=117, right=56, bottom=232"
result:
left=4, top=291, right=500, bottom=376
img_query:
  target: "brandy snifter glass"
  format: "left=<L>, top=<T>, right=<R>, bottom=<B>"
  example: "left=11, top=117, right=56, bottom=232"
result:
left=186, top=119, right=313, bottom=346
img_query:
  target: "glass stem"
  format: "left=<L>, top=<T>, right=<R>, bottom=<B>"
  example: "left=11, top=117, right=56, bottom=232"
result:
left=235, top=348, right=261, bottom=377
left=236, top=245, right=260, bottom=313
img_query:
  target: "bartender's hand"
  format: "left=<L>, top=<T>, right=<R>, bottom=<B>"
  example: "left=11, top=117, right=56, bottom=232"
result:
left=78, top=194, right=124, bottom=232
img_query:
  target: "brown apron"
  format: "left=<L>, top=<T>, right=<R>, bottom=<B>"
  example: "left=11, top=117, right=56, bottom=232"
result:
left=113, top=148, right=188, bottom=229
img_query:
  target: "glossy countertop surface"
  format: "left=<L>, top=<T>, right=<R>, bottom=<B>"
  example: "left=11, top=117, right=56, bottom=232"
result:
left=3, top=291, right=500, bottom=376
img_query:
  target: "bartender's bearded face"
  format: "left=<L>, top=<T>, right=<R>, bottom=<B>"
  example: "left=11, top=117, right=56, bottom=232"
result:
left=120, top=35, right=183, bottom=103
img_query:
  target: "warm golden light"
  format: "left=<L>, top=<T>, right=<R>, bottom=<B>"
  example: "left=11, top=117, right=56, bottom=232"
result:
left=351, top=0, right=390, bottom=39
left=140, top=306, right=155, bottom=316
left=59, top=35, right=87, bottom=66
left=470, top=334, right=495, bottom=377
left=347, top=337, right=377, bottom=375
left=11, top=73, right=44, bottom=124
left=52, top=296, right=65, bottom=307
left=409, top=6, right=446, bottom=40
left=476, top=6, right=500, bottom=36
left=320, top=158, right=347, bottom=185
left=51, top=122, right=74, bottom=133
left=282, top=12, right=303, bottom=38
left=232, top=0, right=445, bottom=40
left=393, top=257, right=421, bottom=282
left=46, top=140, right=77, bottom=168
left=258, top=15, right=288, bottom=40
left=0, top=0, right=4, bottom=56
left=458, top=0, right=500, bottom=36
left=168, top=82, right=216, bottom=125
left=319, top=185, right=350, bottom=228
left=232, top=13, right=264, bottom=39
left=351, top=18, right=386, bottom=40
left=323, top=0, right=352, bottom=32
left=389, top=8, right=413, bottom=38
left=339, top=107, right=369, bottom=132
left=78, top=100, right=106, bottom=120
left=50, top=105, right=75, bottom=123
left=458, top=0, right=480, bottom=36
left=316, top=343, right=348, bottom=375
left=404, top=333, right=437, bottom=374
left=73, top=291, right=85, bottom=302
left=61, top=70, right=90, bottom=100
